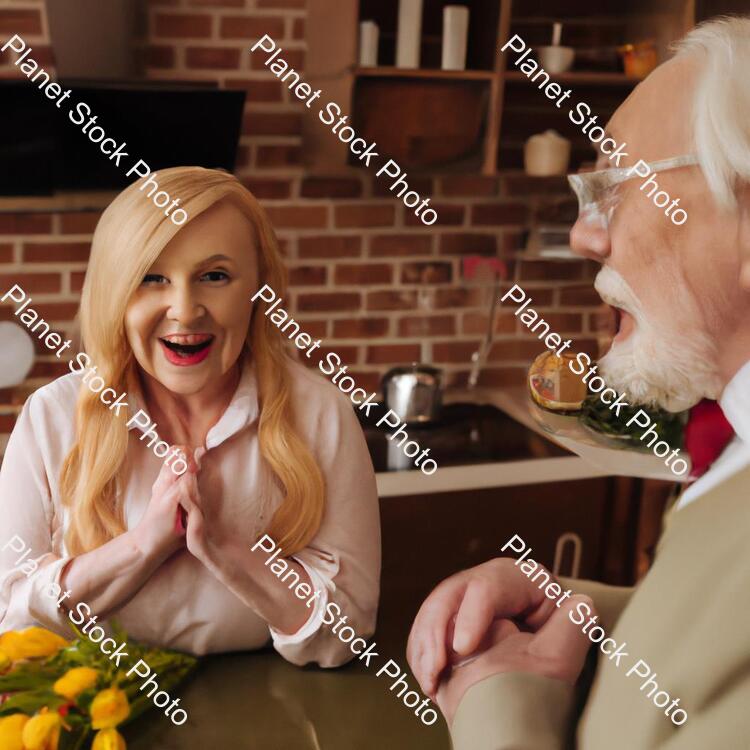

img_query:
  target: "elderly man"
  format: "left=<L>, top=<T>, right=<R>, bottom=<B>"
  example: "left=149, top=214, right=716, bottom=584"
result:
left=407, top=16, right=750, bottom=749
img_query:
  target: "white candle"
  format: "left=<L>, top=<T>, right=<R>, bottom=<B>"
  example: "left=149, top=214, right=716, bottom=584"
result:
left=442, top=5, right=469, bottom=70
left=396, top=0, right=423, bottom=69
left=359, top=21, right=379, bottom=67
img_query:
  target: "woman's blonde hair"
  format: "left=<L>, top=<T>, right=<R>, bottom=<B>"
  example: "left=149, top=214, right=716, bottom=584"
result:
left=60, top=167, right=325, bottom=556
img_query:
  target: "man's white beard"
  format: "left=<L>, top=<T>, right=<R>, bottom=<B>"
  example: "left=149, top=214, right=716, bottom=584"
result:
left=595, top=267, right=721, bottom=412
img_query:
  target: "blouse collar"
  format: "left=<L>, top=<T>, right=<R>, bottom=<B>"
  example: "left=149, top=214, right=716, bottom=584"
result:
left=126, top=359, right=260, bottom=450
left=720, top=358, right=750, bottom=445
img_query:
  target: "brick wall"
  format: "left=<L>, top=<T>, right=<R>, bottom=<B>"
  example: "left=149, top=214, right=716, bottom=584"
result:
left=0, top=0, right=605, bottom=449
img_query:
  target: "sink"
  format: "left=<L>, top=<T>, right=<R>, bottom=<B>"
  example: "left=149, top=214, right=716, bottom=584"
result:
left=359, top=402, right=570, bottom=473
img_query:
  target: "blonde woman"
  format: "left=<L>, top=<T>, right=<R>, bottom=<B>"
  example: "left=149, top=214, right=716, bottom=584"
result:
left=0, top=167, right=380, bottom=665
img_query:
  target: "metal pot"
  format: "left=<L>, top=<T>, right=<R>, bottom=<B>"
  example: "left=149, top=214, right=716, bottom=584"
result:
left=381, top=364, right=442, bottom=424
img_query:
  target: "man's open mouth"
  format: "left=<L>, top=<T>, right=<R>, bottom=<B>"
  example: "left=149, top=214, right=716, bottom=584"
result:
left=159, top=334, right=215, bottom=365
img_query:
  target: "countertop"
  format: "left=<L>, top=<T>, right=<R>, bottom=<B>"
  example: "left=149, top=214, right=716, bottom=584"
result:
left=125, top=614, right=449, bottom=750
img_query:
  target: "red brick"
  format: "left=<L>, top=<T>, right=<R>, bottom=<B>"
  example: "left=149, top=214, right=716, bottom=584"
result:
left=296, top=292, right=360, bottom=312
left=335, top=204, right=395, bottom=228
left=257, top=0, right=306, bottom=7
left=518, top=260, right=585, bottom=281
left=335, top=264, right=392, bottom=285
left=264, top=205, right=327, bottom=229
left=398, top=315, right=455, bottom=337
left=256, top=145, right=302, bottom=168
left=372, top=176, right=433, bottom=197
left=23, top=242, right=90, bottom=263
left=440, top=176, right=498, bottom=197
left=370, top=234, right=432, bottom=257
left=0, top=273, right=61, bottom=293
left=146, top=45, right=176, bottom=68
left=296, top=319, right=327, bottom=338
left=243, top=178, right=292, bottom=199
left=333, top=318, right=389, bottom=338
left=0, top=214, right=52, bottom=234
left=225, top=79, right=283, bottom=101
left=18, top=302, right=79, bottom=321
left=405, top=204, right=463, bottom=227
left=502, top=174, right=569, bottom=196
left=515, top=312, right=583, bottom=334
left=489, top=340, right=548, bottom=361
left=187, top=0, right=244, bottom=6
left=366, top=344, right=421, bottom=365
left=559, top=285, right=603, bottom=305
left=292, top=18, right=305, bottom=39
left=432, top=341, right=477, bottom=363
left=298, top=236, right=360, bottom=259
left=316, top=344, right=359, bottom=364
left=366, top=290, right=417, bottom=311
left=300, top=178, right=362, bottom=199
left=30, top=361, right=69, bottom=378
left=149, top=0, right=180, bottom=5
left=498, top=284, right=554, bottom=306
left=462, top=312, right=516, bottom=335
left=0, top=243, right=13, bottom=263
left=154, top=13, right=212, bottom=38
left=0, top=10, right=42, bottom=35
left=71, top=272, right=86, bottom=292
left=60, top=212, right=100, bottom=234
left=186, top=47, right=240, bottom=69
left=288, top=265, right=326, bottom=286
left=221, top=15, right=284, bottom=39
left=472, top=203, right=528, bottom=226
left=477, top=367, right=526, bottom=388
left=400, top=262, right=452, bottom=284
left=439, top=233, right=496, bottom=256
left=0, top=414, right=17, bottom=432
left=251, top=48, right=304, bottom=70
left=243, top=112, right=301, bottom=136
left=433, top=288, right=484, bottom=308
left=347, top=370, right=380, bottom=392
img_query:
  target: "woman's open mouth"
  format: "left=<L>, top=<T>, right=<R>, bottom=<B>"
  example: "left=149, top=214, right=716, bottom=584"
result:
left=159, top=334, right=215, bottom=366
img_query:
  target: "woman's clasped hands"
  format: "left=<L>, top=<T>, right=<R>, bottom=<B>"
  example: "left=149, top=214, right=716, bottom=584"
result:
left=134, top=447, right=222, bottom=571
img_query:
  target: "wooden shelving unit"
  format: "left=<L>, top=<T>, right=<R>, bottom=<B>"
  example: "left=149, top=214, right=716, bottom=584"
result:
left=303, top=0, right=694, bottom=176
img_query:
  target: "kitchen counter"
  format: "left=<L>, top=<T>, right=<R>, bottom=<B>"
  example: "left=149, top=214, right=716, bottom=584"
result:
left=124, top=611, right=449, bottom=750
left=372, top=388, right=609, bottom=497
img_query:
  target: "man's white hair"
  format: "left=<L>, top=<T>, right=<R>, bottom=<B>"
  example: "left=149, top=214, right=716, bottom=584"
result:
left=674, top=16, right=750, bottom=210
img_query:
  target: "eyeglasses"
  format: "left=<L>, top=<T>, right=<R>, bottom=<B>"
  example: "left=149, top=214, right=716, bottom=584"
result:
left=567, top=154, right=698, bottom=227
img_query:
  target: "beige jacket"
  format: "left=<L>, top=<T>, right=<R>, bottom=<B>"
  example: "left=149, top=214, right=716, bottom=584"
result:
left=451, top=462, right=750, bottom=749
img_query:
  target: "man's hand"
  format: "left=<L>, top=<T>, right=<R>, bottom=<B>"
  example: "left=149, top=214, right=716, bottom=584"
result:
left=434, top=594, right=595, bottom=726
left=407, top=558, right=567, bottom=697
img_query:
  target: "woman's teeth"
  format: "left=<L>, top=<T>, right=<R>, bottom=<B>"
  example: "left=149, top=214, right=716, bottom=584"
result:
left=160, top=335, right=214, bottom=356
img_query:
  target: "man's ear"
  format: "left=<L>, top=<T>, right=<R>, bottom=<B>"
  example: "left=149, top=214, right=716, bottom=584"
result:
left=739, top=187, right=750, bottom=292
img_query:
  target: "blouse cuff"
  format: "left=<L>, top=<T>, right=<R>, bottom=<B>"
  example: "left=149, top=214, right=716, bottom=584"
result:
left=268, top=553, right=335, bottom=647
left=27, top=556, right=72, bottom=633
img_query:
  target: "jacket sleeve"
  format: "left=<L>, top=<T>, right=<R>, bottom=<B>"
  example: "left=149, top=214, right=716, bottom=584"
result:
left=452, top=671, right=576, bottom=750
left=269, top=387, right=381, bottom=667
left=0, top=396, right=72, bottom=634
left=450, top=579, right=635, bottom=749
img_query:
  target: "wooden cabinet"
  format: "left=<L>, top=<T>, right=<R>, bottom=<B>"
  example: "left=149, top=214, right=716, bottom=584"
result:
left=377, top=475, right=672, bottom=639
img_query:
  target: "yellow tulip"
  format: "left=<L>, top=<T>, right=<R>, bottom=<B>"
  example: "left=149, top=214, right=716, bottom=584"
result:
left=53, top=667, right=100, bottom=700
left=90, top=688, right=130, bottom=729
left=0, top=647, right=12, bottom=673
left=21, top=710, right=61, bottom=750
left=0, top=628, right=68, bottom=661
left=92, top=727, right=127, bottom=750
left=0, top=713, right=30, bottom=750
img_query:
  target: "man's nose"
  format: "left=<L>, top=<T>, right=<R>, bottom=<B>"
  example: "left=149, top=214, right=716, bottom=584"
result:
left=569, top=216, right=611, bottom=261
left=167, top=285, right=205, bottom=324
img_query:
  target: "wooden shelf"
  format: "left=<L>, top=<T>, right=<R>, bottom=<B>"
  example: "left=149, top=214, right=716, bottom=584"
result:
left=355, top=66, right=495, bottom=81
left=505, top=70, right=640, bottom=86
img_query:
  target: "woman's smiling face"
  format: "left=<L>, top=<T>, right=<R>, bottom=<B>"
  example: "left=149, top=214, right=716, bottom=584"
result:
left=125, top=200, right=258, bottom=395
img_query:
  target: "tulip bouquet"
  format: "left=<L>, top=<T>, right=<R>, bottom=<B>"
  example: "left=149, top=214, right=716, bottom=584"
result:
left=0, top=625, right=197, bottom=750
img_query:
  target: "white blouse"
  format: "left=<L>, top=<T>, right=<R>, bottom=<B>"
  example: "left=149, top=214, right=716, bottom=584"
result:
left=0, top=360, right=381, bottom=666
